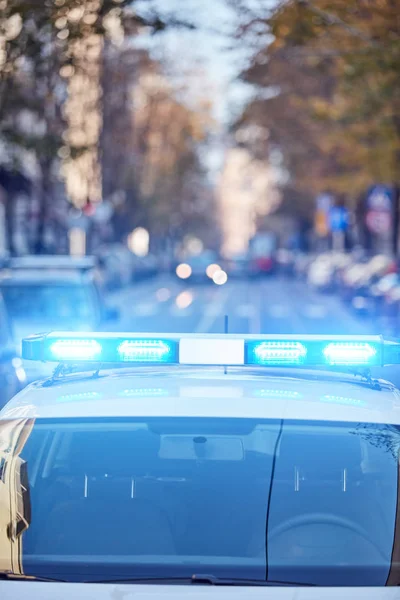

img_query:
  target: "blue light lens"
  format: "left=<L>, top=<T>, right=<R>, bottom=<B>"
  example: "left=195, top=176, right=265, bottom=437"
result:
left=50, top=339, right=102, bottom=361
left=323, top=342, right=377, bottom=365
left=248, top=341, right=307, bottom=365
left=117, top=339, right=175, bottom=362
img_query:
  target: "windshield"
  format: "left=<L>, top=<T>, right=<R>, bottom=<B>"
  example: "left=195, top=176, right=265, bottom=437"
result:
left=1, top=285, right=97, bottom=324
left=0, top=416, right=399, bottom=586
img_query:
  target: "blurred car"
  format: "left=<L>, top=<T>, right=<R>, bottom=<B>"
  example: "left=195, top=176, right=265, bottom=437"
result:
left=223, top=254, right=249, bottom=279
left=0, top=256, right=119, bottom=382
left=344, top=255, right=395, bottom=313
left=0, top=293, right=26, bottom=409
left=307, top=254, right=334, bottom=291
left=248, top=232, right=277, bottom=277
left=379, top=280, right=400, bottom=334
left=339, top=255, right=393, bottom=305
left=294, top=253, right=316, bottom=280
left=352, top=272, right=399, bottom=317
left=176, top=251, right=220, bottom=284
left=97, top=244, right=134, bottom=290
left=307, top=252, right=352, bottom=292
left=132, top=253, right=160, bottom=281
left=275, top=248, right=295, bottom=276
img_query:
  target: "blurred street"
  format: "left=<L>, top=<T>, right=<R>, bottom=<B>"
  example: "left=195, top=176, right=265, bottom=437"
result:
left=110, top=275, right=374, bottom=336
left=109, top=274, right=400, bottom=386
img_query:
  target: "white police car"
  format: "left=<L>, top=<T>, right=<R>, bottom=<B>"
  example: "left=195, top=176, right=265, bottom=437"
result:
left=1, top=332, right=400, bottom=598
left=0, top=256, right=118, bottom=383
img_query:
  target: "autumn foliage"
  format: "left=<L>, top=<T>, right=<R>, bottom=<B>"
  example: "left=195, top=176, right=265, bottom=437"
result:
left=233, top=0, right=400, bottom=211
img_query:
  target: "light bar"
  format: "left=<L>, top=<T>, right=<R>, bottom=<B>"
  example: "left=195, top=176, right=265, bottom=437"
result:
left=50, top=339, right=102, bottom=361
left=23, top=333, right=179, bottom=364
left=118, top=340, right=174, bottom=363
left=323, top=342, right=376, bottom=366
left=248, top=341, right=307, bottom=365
left=21, top=333, right=400, bottom=368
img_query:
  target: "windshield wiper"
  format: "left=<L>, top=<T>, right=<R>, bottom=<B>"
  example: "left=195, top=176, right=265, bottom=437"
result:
left=90, top=573, right=314, bottom=586
left=0, top=572, right=66, bottom=582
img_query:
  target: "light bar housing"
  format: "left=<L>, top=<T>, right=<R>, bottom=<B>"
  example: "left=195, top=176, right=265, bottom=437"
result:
left=21, top=332, right=400, bottom=368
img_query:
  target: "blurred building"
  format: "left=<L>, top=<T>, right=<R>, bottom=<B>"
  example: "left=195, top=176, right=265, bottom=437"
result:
left=217, top=147, right=280, bottom=257
left=62, top=33, right=103, bottom=208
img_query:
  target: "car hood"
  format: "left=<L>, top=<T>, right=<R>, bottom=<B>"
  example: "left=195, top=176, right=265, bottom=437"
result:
left=1, top=583, right=399, bottom=599
left=21, top=360, right=54, bottom=383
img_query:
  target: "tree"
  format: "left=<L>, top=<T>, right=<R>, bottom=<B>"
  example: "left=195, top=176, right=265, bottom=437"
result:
left=232, top=0, right=400, bottom=212
left=126, top=63, right=216, bottom=247
left=0, top=0, right=192, bottom=252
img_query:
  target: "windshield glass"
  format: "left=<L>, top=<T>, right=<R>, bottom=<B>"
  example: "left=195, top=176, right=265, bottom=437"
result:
left=1, top=285, right=96, bottom=324
left=0, top=416, right=398, bottom=585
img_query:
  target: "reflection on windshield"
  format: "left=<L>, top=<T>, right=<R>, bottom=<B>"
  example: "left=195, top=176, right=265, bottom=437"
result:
left=0, top=416, right=399, bottom=585
left=1, top=285, right=93, bottom=322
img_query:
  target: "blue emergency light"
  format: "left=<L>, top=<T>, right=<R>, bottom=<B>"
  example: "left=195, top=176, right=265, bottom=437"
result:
left=21, top=332, right=400, bottom=368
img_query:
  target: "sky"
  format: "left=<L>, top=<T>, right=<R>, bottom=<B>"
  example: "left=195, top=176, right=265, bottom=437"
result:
left=136, top=0, right=255, bottom=125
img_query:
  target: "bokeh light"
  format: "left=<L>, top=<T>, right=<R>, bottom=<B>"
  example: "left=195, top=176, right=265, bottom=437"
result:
left=128, top=227, right=149, bottom=257
left=175, top=291, right=193, bottom=309
left=184, top=235, right=204, bottom=256
left=212, top=269, right=228, bottom=285
left=156, top=288, right=171, bottom=302
left=176, top=263, right=192, bottom=279
left=206, top=263, right=221, bottom=279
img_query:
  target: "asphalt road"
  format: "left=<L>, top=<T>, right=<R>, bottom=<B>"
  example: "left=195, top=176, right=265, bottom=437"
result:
left=108, top=274, right=400, bottom=387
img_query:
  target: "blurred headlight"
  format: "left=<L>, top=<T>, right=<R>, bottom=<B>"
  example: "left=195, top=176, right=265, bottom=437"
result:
left=176, top=263, right=192, bottom=279
left=213, top=270, right=228, bottom=285
left=206, top=263, right=221, bottom=279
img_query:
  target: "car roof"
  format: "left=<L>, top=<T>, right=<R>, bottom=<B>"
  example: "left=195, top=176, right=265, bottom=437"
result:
left=0, top=269, right=94, bottom=285
left=1, top=368, right=400, bottom=424
left=6, top=255, right=97, bottom=269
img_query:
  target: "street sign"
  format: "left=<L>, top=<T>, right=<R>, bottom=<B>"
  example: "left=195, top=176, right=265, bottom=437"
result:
left=366, top=185, right=393, bottom=212
left=365, top=185, right=394, bottom=237
left=315, top=210, right=329, bottom=237
left=329, top=206, right=349, bottom=232
left=316, top=193, right=334, bottom=212
left=365, top=210, right=392, bottom=235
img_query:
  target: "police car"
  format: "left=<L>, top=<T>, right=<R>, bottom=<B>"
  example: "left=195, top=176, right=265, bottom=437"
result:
left=1, top=332, right=400, bottom=598
left=0, top=293, right=26, bottom=409
left=0, top=256, right=119, bottom=382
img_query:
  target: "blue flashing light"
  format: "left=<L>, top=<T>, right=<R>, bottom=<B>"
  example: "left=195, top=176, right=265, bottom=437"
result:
left=22, top=333, right=179, bottom=363
left=117, top=340, right=175, bottom=363
left=323, top=342, right=377, bottom=366
left=21, top=332, right=391, bottom=368
left=248, top=341, right=307, bottom=365
left=50, top=339, right=102, bottom=361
